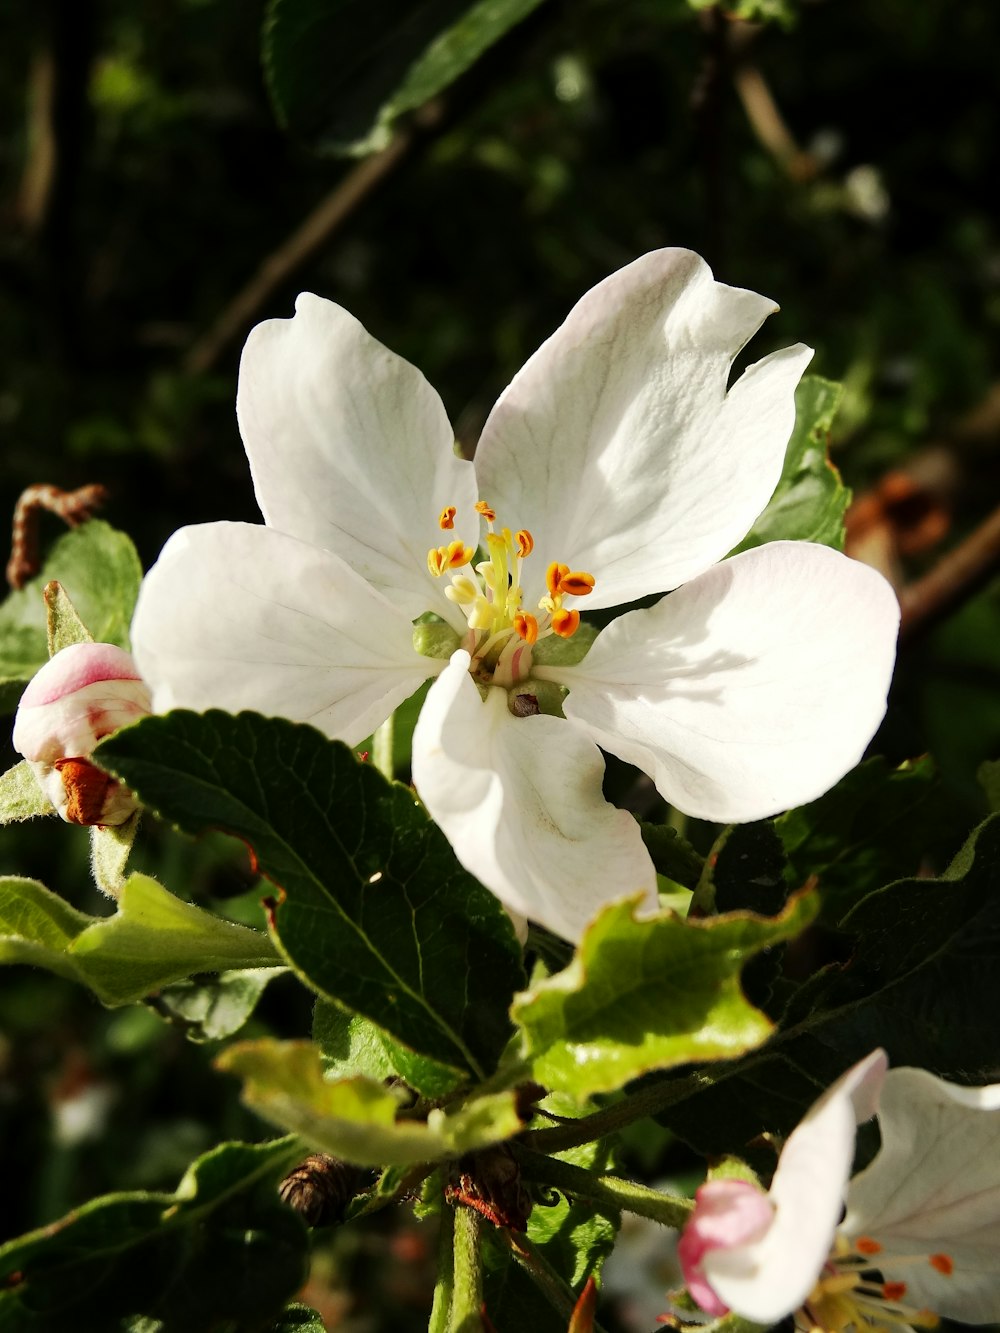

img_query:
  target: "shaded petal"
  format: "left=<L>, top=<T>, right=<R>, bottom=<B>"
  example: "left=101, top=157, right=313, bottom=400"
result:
left=679, top=1180, right=774, bottom=1316
left=844, top=1067, right=1000, bottom=1323
left=705, top=1050, right=888, bottom=1323
left=131, top=522, right=435, bottom=746
left=237, top=292, right=478, bottom=627
left=411, top=651, right=657, bottom=942
left=474, top=249, right=811, bottom=609
left=555, top=542, right=899, bottom=822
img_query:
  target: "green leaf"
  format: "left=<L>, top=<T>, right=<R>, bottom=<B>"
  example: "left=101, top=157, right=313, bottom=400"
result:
left=271, top=1306, right=328, bottom=1332
left=263, top=0, right=548, bottom=155
left=731, top=375, right=849, bottom=554
left=0, top=1137, right=306, bottom=1331
left=151, top=967, right=283, bottom=1042
left=0, top=521, right=142, bottom=709
left=315, top=998, right=466, bottom=1098
left=90, top=810, right=140, bottom=897
left=776, top=755, right=939, bottom=923
left=0, top=760, right=53, bottom=823
left=98, top=711, right=525, bottom=1081
left=661, top=814, right=1000, bottom=1156
left=217, top=1038, right=526, bottom=1167
left=640, top=821, right=705, bottom=890
left=511, top=891, right=817, bottom=1099
left=0, top=873, right=280, bottom=1005
left=978, top=759, right=1000, bottom=812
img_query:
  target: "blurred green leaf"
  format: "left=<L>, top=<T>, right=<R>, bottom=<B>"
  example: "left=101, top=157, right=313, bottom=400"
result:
left=777, top=755, right=940, bottom=922
left=217, top=1038, right=526, bottom=1166
left=640, top=821, right=705, bottom=890
left=264, top=0, right=548, bottom=155
left=314, top=998, right=466, bottom=1098
left=732, top=376, right=849, bottom=554
left=0, top=1138, right=306, bottom=1331
left=152, top=967, right=284, bottom=1042
left=511, top=891, right=817, bottom=1099
left=0, top=522, right=142, bottom=710
left=99, top=711, right=525, bottom=1081
left=271, top=1307, right=329, bottom=1331
left=979, top=759, right=1000, bottom=812
left=0, top=873, right=279, bottom=1005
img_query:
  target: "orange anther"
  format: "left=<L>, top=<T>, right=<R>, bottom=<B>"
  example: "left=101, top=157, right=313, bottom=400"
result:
left=439, top=506, right=457, bottom=530
left=546, top=561, right=569, bottom=598
left=929, top=1254, right=953, bottom=1276
left=446, top=541, right=474, bottom=569
left=560, top=570, right=595, bottom=598
left=552, top=608, right=580, bottom=638
left=475, top=501, right=496, bottom=522
left=856, top=1237, right=883, bottom=1256
left=516, top=530, right=534, bottom=557
left=514, top=612, right=539, bottom=644
left=882, top=1282, right=908, bottom=1303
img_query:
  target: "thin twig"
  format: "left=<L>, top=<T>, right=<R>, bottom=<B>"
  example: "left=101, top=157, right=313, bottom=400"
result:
left=898, top=504, right=1000, bottom=642
left=183, top=109, right=439, bottom=375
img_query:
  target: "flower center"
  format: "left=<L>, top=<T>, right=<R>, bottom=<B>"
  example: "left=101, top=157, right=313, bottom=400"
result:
left=427, top=500, right=595, bottom=690
left=797, top=1233, right=951, bottom=1333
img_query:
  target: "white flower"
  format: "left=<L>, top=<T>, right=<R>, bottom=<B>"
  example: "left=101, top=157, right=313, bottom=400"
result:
left=130, top=249, right=898, bottom=941
left=13, top=642, right=152, bottom=825
left=678, top=1049, right=1000, bottom=1330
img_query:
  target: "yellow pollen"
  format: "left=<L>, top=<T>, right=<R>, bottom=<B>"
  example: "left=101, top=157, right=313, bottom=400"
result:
left=546, top=561, right=569, bottom=598
left=856, top=1238, right=883, bottom=1256
left=516, top=529, right=534, bottom=557
left=514, top=612, right=539, bottom=644
left=552, top=608, right=580, bottom=638
left=929, top=1254, right=953, bottom=1276
left=427, top=540, right=474, bottom=576
left=439, top=506, right=457, bottom=530
left=475, top=500, right=496, bottom=522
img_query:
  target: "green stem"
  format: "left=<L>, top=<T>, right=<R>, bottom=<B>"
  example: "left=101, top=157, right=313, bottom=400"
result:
left=372, top=712, right=395, bottom=781
left=449, top=1206, right=485, bottom=1332
left=515, top=1147, right=692, bottom=1228
left=689, top=824, right=732, bottom=915
left=505, top=1232, right=612, bottom=1333
left=429, top=1203, right=455, bottom=1333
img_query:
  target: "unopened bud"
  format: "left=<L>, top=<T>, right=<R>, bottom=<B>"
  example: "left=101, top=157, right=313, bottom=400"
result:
left=12, top=643, right=151, bottom=825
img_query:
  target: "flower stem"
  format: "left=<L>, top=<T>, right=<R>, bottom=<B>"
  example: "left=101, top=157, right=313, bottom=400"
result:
left=449, top=1205, right=485, bottom=1332
left=505, top=1232, right=612, bottom=1333
left=372, top=713, right=395, bottom=782
left=515, top=1146, right=693, bottom=1228
left=429, top=1204, right=455, bottom=1333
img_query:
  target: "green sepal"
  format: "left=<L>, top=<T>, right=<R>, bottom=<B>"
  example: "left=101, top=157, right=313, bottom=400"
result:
left=0, top=760, right=54, bottom=823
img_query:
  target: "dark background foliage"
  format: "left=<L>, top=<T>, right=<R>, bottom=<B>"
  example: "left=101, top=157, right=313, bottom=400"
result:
left=1, top=1, right=999, bottom=1327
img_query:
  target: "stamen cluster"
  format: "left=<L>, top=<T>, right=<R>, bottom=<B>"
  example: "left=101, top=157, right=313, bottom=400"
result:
left=426, top=501, right=595, bottom=688
left=799, top=1234, right=951, bottom=1333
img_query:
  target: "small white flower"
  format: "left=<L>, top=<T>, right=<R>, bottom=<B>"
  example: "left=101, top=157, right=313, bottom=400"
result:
left=13, top=642, right=152, bottom=825
left=678, top=1049, right=1000, bottom=1330
left=130, top=249, right=898, bottom=941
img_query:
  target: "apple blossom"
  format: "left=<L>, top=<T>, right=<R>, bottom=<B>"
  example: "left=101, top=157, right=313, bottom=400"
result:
left=129, top=248, right=899, bottom=942
left=678, top=1049, right=1000, bottom=1331
left=13, top=642, right=152, bottom=825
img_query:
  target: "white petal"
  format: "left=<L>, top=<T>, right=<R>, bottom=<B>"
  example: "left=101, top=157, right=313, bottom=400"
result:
left=555, top=542, right=899, bottom=822
left=131, top=522, right=435, bottom=746
left=410, top=652, right=657, bottom=942
left=845, top=1067, right=1000, bottom=1323
left=237, top=292, right=478, bottom=627
left=474, top=249, right=811, bottom=609
left=706, top=1050, right=888, bottom=1323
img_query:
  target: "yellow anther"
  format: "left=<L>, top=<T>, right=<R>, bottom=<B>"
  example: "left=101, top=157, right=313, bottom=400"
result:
left=444, top=576, right=479, bottom=604
left=560, top=570, right=595, bottom=597
left=516, top=529, right=533, bottom=557
left=427, top=541, right=474, bottom=577
left=546, top=561, right=569, bottom=598
left=514, top=612, right=539, bottom=644
left=475, top=501, right=496, bottom=522
left=552, top=608, right=580, bottom=638
left=439, top=506, right=457, bottom=530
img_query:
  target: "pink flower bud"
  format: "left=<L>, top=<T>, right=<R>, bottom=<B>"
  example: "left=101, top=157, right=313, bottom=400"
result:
left=677, top=1178, right=774, bottom=1316
left=12, top=643, right=152, bottom=825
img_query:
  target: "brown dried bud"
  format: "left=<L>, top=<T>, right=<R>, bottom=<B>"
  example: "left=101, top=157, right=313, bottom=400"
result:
left=278, top=1154, right=368, bottom=1227
left=444, top=1145, right=531, bottom=1232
